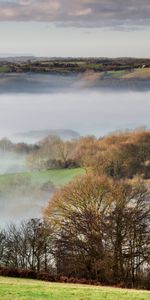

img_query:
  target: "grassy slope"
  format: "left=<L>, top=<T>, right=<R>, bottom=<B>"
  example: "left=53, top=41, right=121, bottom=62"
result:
left=101, top=68, right=150, bottom=79
left=0, top=168, right=85, bottom=187
left=0, top=277, right=149, bottom=300
left=79, top=68, right=150, bottom=80
left=122, top=68, right=150, bottom=79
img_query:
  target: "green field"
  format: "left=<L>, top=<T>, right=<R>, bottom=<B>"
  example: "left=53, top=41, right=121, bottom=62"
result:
left=0, top=277, right=149, bottom=300
left=103, top=70, right=128, bottom=79
left=0, top=168, right=85, bottom=187
left=0, top=66, right=10, bottom=73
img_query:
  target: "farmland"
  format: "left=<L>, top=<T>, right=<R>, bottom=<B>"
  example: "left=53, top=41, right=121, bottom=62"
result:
left=0, top=57, right=150, bottom=79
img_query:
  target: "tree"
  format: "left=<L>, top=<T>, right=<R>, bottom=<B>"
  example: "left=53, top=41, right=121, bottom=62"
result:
left=44, top=174, right=112, bottom=280
left=27, top=136, right=77, bottom=170
left=0, top=219, right=54, bottom=273
left=44, top=174, right=150, bottom=285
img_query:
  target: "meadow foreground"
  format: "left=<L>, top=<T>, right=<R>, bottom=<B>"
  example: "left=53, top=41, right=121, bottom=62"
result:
left=0, top=277, right=150, bottom=300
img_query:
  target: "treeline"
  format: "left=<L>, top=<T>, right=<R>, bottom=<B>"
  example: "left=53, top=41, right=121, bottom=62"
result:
left=0, top=219, right=52, bottom=273
left=27, top=130, right=150, bottom=179
left=75, top=130, right=150, bottom=179
left=1, top=130, right=150, bottom=178
left=0, top=218, right=97, bottom=284
left=0, top=138, right=38, bottom=154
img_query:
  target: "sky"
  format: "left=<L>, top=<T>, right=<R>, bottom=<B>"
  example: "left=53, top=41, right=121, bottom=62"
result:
left=0, top=0, right=150, bottom=57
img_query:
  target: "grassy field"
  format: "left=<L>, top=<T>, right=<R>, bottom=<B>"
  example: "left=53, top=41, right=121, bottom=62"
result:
left=0, top=66, right=10, bottom=73
left=0, top=168, right=85, bottom=187
left=0, top=277, right=149, bottom=300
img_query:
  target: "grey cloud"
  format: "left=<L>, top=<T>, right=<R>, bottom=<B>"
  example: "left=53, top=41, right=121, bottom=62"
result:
left=0, top=0, right=149, bottom=28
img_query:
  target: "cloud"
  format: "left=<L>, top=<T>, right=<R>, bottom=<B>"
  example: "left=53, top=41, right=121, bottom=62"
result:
left=0, top=0, right=149, bottom=28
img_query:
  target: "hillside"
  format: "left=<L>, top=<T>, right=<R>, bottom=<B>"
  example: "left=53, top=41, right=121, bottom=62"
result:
left=0, top=168, right=84, bottom=187
left=0, top=58, right=150, bottom=80
left=101, top=68, right=150, bottom=79
left=0, top=277, right=149, bottom=300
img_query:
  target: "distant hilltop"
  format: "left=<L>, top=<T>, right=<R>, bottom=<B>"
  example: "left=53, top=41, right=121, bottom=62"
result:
left=0, top=56, right=36, bottom=63
left=15, top=129, right=80, bottom=143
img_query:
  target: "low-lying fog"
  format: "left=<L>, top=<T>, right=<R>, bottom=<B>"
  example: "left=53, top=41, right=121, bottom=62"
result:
left=0, top=174, right=55, bottom=227
left=0, top=151, right=28, bottom=174
left=0, top=74, right=150, bottom=140
left=0, top=73, right=150, bottom=226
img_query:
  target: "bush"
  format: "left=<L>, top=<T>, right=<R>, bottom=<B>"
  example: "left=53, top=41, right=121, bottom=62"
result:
left=36, top=272, right=56, bottom=282
left=0, top=268, right=19, bottom=277
left=0, top=267, right=56, bottom=282
left=19, top=269, right=37, bottom=279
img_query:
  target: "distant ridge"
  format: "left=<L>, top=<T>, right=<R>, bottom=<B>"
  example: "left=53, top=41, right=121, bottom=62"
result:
left=0, top=56, right=36, bottom=62
left=15, top=129, right=80, bottom=142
